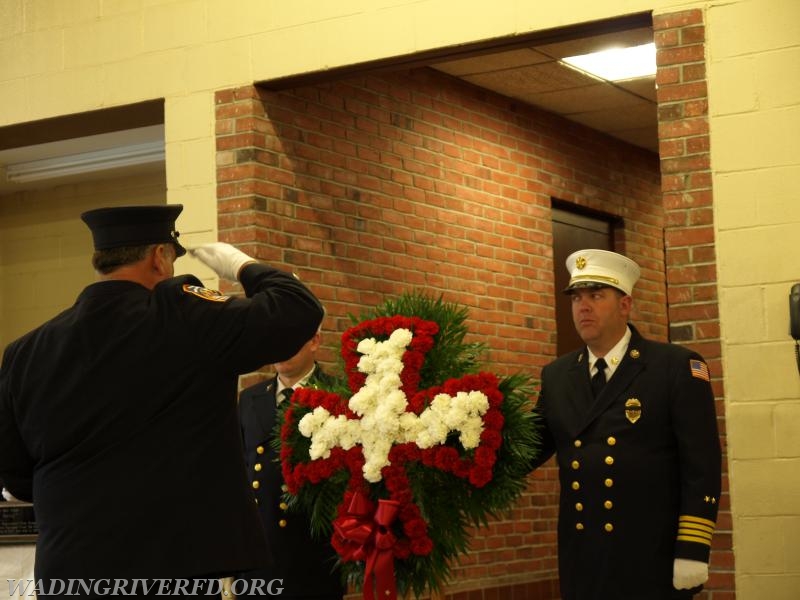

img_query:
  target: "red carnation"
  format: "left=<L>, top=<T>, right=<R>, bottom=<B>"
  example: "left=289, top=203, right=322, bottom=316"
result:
left=483, top=410, right=505, bottom=430
left=403, top=517, right=428, bottom=538
left=410, top=536, right=434, bottom=556
left=469, top=466, right=494, bottom=487
left=480, top=429, right=503, bottom=449
left=474, top=446, right=497, bottom=468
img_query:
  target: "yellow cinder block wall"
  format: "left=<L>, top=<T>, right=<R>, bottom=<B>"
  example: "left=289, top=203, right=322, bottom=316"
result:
left=704, top=0, right=800, bottom=597
left=0, top=173, right=166, bottom=348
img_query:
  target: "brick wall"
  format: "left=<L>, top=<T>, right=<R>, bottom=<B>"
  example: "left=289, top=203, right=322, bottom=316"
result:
left=215, top=67, right=664, bottom=597
left=655, top=9, right=734, bottom=599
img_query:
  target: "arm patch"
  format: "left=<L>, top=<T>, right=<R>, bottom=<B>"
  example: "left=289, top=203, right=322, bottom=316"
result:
left=182, top=284, right=230, bottom=302
left=689, top=359, right=710, bottom=382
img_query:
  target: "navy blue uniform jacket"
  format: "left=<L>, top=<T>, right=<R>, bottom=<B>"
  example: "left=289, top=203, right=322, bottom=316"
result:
left=237, top=368, right=344, bottom=599
left=0, top=263, right=323, bottom=582
left=534, top=324, right=721, bottom=600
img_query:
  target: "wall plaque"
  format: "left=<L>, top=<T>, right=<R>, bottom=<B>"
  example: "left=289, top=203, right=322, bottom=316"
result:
left=0, top=501, right=38, bottom=543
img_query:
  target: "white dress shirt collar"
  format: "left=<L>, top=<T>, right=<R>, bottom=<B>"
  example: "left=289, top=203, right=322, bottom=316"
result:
left=276, top=365, right=316, bottom=403
left=587, top=326, right=632, bottom=380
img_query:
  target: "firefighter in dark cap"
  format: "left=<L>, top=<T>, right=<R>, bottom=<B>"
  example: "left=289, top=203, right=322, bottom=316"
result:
left=532, top=249, right=722, bottom=600
left=0, top=204, right=324, bottom=596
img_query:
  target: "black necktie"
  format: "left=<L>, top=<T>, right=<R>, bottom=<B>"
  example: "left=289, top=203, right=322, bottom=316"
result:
left=278, top=387, right=294, bottom=404
left=591, top=358, right=608, bottom=398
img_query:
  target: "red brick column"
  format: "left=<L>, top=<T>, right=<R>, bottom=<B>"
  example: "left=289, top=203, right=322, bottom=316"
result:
left=655, top=9, right=735, bottom=599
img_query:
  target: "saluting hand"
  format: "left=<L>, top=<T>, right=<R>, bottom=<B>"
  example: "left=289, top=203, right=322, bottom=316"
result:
left=673, top=558, right=709, bottom=589
left=189, top=242, right=257, bottom=281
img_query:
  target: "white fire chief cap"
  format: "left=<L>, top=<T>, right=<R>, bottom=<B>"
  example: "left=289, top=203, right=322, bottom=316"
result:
left=563, top=249, right=641, bottom=296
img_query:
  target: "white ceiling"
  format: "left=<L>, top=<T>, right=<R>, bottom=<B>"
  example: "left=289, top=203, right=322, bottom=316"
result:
left=429, top=25, right=657, bottom=153
left=0, top=26, right=656, bottom=195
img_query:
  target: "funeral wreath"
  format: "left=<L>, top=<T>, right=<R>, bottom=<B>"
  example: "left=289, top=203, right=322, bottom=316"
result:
left=277, top=293, right=540, bottom=599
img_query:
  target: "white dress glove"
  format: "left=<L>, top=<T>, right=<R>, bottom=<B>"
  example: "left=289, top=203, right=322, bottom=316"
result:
left=189, top=242, right=257, bottom=281
left=673, top=558, right=709, bottom=589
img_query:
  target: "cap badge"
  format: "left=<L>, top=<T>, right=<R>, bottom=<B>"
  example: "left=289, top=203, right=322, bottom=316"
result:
left=575, top=256, right=587, bottom=269
left=625, top=398, right=641, bottom=424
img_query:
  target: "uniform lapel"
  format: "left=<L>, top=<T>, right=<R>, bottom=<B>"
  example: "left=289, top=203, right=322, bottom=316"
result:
left=247, top=379, right=278, bottom=441
left=565, top=349, right=595, bottom=438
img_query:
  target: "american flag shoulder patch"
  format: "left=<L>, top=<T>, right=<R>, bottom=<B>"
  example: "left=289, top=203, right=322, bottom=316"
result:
left=690, top=359, right=710, bottom=382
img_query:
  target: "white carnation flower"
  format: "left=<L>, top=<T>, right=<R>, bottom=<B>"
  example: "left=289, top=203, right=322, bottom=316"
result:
left=349, top=387, right=377, bottom=415
left=298, top=407, right=331, bottom=437
left=399, top=413, right=422, bottom=441
left=357, top=338, right=377, bottom=355
left=390, top=328, right=413, bottom=347
left=459, top=425, right=482, bottom=449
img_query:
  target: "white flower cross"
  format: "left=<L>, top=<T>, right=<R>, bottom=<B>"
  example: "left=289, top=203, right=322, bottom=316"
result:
left=297, top=328, right=489, bottom=482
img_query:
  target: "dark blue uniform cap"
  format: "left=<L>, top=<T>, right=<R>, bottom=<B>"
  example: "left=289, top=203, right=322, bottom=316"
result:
left=80, top=204, right=186, bottom=257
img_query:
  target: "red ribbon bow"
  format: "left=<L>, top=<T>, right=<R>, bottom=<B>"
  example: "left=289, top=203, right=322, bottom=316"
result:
left=333, top=490, right=400, bottom=600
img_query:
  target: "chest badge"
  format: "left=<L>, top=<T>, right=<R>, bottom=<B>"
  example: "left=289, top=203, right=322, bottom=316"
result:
left=625, top=398, right=642, bottom=424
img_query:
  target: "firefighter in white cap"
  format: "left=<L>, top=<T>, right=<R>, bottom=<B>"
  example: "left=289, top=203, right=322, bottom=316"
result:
left=532, top=249, right=722, bottom=600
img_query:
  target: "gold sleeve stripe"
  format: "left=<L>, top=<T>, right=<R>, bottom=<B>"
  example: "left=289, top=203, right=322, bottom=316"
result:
left=679, top=515, right=716, bottom=529
left=677, top=515, right=715, bottom=546
left=679, top=521, right=715, bottom=535
left=677, top=534, right=712, bottom=546
left=678, top=525, right=713, bottom=539
left=678, top=527, right=714, bottom=539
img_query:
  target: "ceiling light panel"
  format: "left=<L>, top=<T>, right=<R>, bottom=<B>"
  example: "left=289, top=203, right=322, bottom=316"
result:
left=561, top=43, right=656, bottom=81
